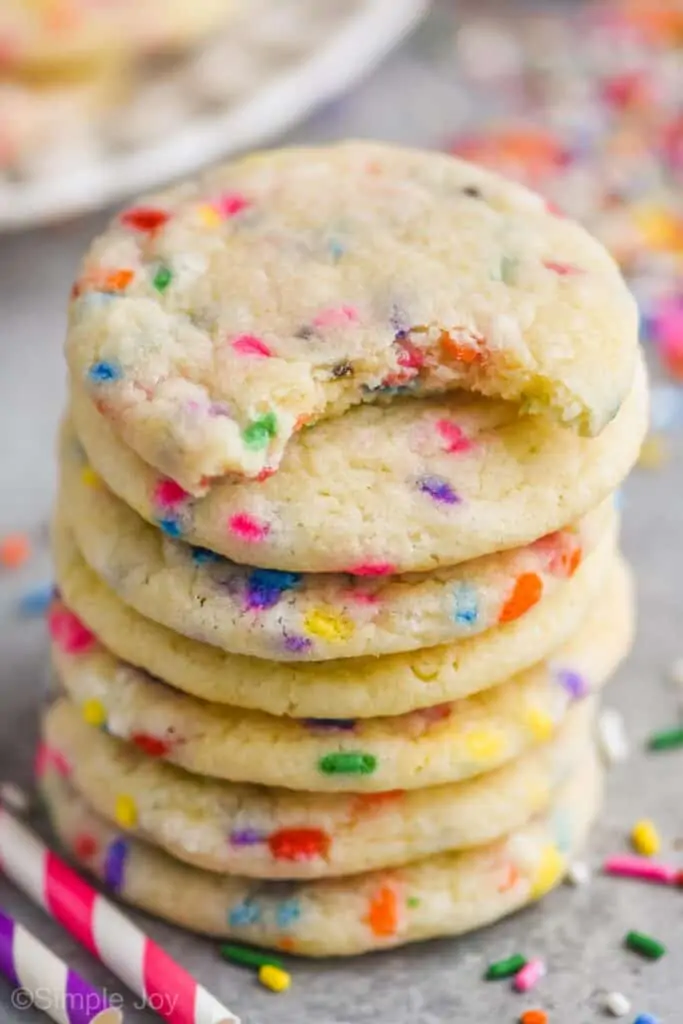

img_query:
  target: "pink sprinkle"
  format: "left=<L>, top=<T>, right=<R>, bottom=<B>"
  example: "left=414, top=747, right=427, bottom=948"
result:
left=346, top=562, right=397, bottom=577
left=153, top=478, right=189, bottom=508
left=603, top=854, right=677, bottom=885
left=35, top=743, right=71, bottom=780
left=436, top=419, right=472, bottom=454
left=215, top=192, right=251, bottom=217
left=34, top=742, right=50, bottom=780
left=396, top=340, right=425, bottom=370
left=514, top=958, right=546, bottom=993
left=345, top=589, right=380, bottom=606
left=47, top=606, right=96, bottom=655
left=654, top=298, right=683, bottom=350
left=543, top=260, right=583, bottom=276
left=312, top=305, right=360, bottom=329
left=232, top=334, right=272, bottom=358
left=228, top=513, right=270, bottom=543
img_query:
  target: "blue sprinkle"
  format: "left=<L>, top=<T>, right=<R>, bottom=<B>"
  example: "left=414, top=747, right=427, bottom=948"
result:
left=301, top=718, right=357, bottom=731
left=104, top=838, right=128, bottom=893
left=229, top=900, right=261, bottom=927
left=157, top=517, right=183, bottom=538
left=650, top=384, right=683, bottom=432
left=417, top=475, right=460, bottom=505
left=87, top=360, right=123, bottom=383
left=328, top=238, right=345, bottom=261
left=18, top=583, right=55, bottom=617
left=633, top=1015, right=660, bottom=1024
left=191, top=546, right=224, bottom=565
left=276, top=900, right=301, bottom=929
left=245, top=568, right=301, bottom=610
left=453, top=583, right=478, bottom=625
left=551, top=808, right=573, bottom=854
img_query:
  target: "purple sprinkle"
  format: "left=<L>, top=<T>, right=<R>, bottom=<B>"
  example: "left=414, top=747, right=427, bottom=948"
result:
left=301, top=718, right=357, bottom=731
left=417, top=475, right=460, bottom=505
left=230, top=829, right=267, bottom=847
left=284, top=634, right=313, bottom=654
left=104, top=838, right=128, bottom=893
left=555, top=667, right=588, bottom=700
left=209, top=402, right=232, bottom=417
left=390, top=302, right=409, bottom=336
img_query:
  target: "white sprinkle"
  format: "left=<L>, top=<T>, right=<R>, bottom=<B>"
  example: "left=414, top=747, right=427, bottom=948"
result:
left=0, top=781, right=30, bottom=813
left=604, top=991, right=631, bottom=1017
left=668, top=657, right=683, bottom=687
left=565, top=860, right=591, bottom=886
left=598, top=708, right=630, bottom=764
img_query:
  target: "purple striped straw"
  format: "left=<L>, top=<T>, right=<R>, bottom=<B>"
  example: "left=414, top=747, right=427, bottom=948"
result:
left=0, top=907, right=120, bottom=1024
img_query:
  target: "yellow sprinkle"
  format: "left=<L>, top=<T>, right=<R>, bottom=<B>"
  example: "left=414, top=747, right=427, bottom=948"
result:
left=525, top=708, right=555, bottom=742
left=634, top=205, right=683, bottom=251
left=531, top=844, right=564, bottom=899
left=304, top=608, right=355, bottom=643
left=638, top=434, right=668, bottom=470
left=258, top=964, right=291, bottom=993
left=82, top=699, right=106, bottom=728
left=409, top=655, right=441, bottom=682
left=114, top=794, right=138, bottom=829
left=197, top=204, right=222, bottom=229
left=80, top=465, right=102, bottom=489
left=631, top=818, right=660, bottom=857
left=465, top=730, right=505, bottom=761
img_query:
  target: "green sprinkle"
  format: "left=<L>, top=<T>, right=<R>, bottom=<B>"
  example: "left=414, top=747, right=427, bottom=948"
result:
left=243, top=412, right=278, bottom=450
left=407, top=897, right=420, bottom=908
left=491, top=254, right=518, bottom=285
left=625, top=930, right=666, bottom=960
left=153, top=266, right=173, bottom=292
left=500, top=255, right=518, bottom=284
left=647, top=726, right=683, bottom=751
left=220, top=944, right=284, bottom=970
left=485, top=954, right=528, bottom=980
left=318, top=751, right=377, bottom=776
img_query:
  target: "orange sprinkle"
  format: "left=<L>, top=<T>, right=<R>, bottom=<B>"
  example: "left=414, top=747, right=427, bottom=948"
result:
left=520, top=1011, right=548, bottom=1024
left=75, top=268, right=135, bottom=296
left=499, top=573, right=543, bottom=624
left=566, top=546, right=582, bottom=576
left=439, top=330, right=487, bottom=365
left=549, top=539, right=582, bottom=577
left=103, top=269, right=135, bottom=292
left=276, top=936, right=296, bottom=952
left=0, top=533, right=31, bottom=568
left=498, top=862, right=520, bottom=893
left=352, top=790, right=405, bottom=816
left=366, top=884, right=399, bottom=937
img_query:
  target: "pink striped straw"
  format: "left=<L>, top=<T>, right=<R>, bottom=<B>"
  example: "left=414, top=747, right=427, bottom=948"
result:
left=0, top=808, right=238, bottom=1024
left=603, top=854, right=678, bottom=885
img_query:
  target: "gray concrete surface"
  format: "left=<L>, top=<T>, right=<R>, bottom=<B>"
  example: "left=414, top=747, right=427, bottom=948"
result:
left=1, top=3, right=682, bottom=1022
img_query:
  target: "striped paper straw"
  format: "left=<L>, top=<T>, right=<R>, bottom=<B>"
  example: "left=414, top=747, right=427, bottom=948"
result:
left=0, top=808, right=239, bottom=1024
left=0, top=907, right=120, bottom=1024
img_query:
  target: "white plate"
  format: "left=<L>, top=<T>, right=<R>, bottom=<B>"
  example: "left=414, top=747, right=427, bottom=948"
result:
left=0, top=0, right=428, bottom=231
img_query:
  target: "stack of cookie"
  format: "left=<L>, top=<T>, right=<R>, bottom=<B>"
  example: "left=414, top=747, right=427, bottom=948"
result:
left=0, top=0, right=235, bottom=175
left=41, top=143, right=647, bottom=957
